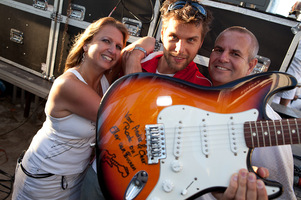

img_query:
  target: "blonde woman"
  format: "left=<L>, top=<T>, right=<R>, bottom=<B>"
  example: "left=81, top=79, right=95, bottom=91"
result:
left=12, top=17, right=128, bottom=200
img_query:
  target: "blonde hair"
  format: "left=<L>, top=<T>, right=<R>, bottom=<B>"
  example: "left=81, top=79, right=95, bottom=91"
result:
left=64, top=17, right=129, bottom=71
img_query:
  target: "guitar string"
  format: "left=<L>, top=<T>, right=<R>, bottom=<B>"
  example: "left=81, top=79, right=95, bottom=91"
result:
left=142, top=123, right=298, bottom=147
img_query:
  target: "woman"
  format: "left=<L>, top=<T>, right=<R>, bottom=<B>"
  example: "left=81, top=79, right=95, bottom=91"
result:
left=12, top=17, right=128, bottom=200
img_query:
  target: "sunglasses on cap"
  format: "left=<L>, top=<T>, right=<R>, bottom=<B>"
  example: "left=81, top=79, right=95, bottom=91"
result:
left=167, top=0, right=207, bottom=19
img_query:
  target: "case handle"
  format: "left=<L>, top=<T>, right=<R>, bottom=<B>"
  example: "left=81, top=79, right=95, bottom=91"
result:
left=69, top=4, right=85, bottom=21
left=10, top=29, right=24, bottom=44
left=33, top=0, right=48, bottom=10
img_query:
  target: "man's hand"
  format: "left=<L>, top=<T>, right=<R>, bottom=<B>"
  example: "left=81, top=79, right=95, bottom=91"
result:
left=212, top=168, right=268, bottom=200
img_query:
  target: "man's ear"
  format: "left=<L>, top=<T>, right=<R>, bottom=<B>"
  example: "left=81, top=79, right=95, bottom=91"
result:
left=247, top=58, right=258, bottom=75
left=199, top=39, right=204, bottom=49
left=161, top=25, right=168, bottom=42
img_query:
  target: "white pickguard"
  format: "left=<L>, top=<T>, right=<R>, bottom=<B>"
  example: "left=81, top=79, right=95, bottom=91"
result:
left=147, top=105, right=280, bottom=200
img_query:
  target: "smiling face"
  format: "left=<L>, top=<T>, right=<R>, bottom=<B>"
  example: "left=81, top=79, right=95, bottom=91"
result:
left=158, top=18, right=204, bottom=74
left=84, top=25, right=124, bottom=71
left=208, top=30, right=257, bottom=86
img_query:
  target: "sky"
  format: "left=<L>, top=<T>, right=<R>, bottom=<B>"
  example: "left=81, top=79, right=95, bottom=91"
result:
left=268, top=0, right=298, bottom=17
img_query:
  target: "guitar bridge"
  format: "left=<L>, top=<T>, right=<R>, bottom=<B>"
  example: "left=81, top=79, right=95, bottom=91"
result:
left=145, top=124, right=166, bottom=164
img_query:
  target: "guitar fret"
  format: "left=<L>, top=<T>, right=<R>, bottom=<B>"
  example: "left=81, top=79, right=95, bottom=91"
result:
left=254, top=121, right=260, bottom=147
left=291, top=118, right=300, bottom=145
left=263, top=120, right=270, bottom=146
left=266, top=120, right=272, bottom=146
left=272, top=120, right=279, bottom=146
left=259, top=121, right=266, bottom=147
left=249, top=121, right=254, bottom=147
left=279, top=120, right=286, bottom=145
left=295, top=118, right=300, bottom=144
left=286, top=119, right=293, bottom=144
left=267, top=120, right=275, bottom=146
left=285, top=119, right=292, bottom=144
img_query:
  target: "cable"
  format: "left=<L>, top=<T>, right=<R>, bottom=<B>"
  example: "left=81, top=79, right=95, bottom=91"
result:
left=0, top=168, right=14, bottom=200
left=108, top=0, right=122, bottom=17
left=0, top=95, right=47, bottom=138
left=0, top=150, right=14, bottom=200
left=120, top=0, right=155, bottom=24
left=294, top=154, right=301, bottom=161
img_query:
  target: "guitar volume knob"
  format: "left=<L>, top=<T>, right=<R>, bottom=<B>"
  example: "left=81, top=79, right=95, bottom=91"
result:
left=171, top=160, right=183, bottom=172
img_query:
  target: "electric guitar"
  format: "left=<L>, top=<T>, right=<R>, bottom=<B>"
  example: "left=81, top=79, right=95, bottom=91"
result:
left=95, top=72, right=298, bottom=200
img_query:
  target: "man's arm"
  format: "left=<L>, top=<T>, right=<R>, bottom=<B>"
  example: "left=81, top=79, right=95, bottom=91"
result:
left=279, top=97, right=291, bottom=106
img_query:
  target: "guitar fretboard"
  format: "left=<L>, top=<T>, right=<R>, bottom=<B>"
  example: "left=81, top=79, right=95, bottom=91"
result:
left=244, top=118, right=301, bottom=148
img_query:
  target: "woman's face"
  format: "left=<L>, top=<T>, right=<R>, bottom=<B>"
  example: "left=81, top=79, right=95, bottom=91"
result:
left=84, top=25, right=124, bottom=71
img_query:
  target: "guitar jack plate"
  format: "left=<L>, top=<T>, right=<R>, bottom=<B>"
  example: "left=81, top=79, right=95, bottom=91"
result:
left=124, top=171, right=148, bottom=200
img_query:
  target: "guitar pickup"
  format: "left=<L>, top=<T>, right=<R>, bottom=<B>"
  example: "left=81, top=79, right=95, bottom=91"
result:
left=145, top=124, right=166, bottom=164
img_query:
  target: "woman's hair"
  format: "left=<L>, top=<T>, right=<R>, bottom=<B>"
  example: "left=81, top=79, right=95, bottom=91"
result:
left=64, top=17, right=129, bottom=71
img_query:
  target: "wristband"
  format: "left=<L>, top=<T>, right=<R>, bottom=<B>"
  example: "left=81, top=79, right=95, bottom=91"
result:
left=133, top=46, right=147, bottom=58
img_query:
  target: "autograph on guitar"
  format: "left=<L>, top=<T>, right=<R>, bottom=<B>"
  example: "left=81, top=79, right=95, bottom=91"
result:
left=96, top=72, right=298, bottom=200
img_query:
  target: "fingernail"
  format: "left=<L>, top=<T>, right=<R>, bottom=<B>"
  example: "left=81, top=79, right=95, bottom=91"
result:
left=233, top=173, right=238, bottom=181
left=241, top=170, right=247, bottom=178
left=248, top=173, right=256, bottom=182
left=257, top=180, right=264, bottom=189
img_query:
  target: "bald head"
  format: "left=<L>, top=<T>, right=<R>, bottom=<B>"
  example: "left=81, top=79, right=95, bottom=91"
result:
left=215, top=26, right=259, bottom=62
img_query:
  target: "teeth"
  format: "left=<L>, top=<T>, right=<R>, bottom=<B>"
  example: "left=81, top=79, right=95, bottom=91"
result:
left=217, top=66, right=228, bottom=71
left=103, top=55, right=112, bottom=61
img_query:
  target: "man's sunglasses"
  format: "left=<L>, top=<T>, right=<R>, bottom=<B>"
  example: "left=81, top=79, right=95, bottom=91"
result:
left=167, top=0, right=207, bottom=19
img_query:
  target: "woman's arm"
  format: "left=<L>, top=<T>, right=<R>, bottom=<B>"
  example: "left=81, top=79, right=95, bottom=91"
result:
left=122, top=36, right=156, bottom=75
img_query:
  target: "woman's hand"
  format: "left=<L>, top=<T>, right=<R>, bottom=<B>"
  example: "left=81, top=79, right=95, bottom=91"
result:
left=121, top=36, right=156, bottom=75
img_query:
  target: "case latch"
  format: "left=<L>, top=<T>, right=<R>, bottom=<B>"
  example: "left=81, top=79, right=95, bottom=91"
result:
left=33, top=0, right=48, bottom=10
left=10, top=29, right=24, bottom=44
left=69, top=4, right=86, bottom=21
left=122, top=17, right=142, bottom=36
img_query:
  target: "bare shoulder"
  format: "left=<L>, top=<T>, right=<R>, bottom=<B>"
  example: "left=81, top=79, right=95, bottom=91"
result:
left=52, top=70, right=83, bottom=94
left=46, top=70, right=92, bottom=118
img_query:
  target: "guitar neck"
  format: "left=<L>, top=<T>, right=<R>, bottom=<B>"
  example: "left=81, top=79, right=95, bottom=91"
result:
left=244, top=118, right=301, bottom=148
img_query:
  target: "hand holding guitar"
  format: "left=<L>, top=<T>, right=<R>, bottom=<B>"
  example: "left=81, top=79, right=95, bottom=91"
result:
left=213, top=168, right=269, bottom=200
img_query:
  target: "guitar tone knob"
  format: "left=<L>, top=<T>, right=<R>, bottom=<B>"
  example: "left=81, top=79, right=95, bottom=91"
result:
left=171, top=160, right=183, bottom=172
left=162, top=180, right=174, bottom=193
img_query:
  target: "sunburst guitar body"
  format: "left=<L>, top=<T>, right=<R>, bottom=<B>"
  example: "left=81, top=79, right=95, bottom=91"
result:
left=95, top=72, right=298, bottom=200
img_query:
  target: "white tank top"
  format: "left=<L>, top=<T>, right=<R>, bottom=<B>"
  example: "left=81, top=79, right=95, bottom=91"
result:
left=23, top=68, right=109, bottom=175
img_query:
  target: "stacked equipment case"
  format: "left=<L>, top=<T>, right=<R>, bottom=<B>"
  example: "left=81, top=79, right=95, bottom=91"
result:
left=0, top=0, right=159, bottom=81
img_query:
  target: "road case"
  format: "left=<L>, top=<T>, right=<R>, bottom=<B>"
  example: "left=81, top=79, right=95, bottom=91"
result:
left=48, top=0, right=160, bottom=79
left=0, top=0, right=59, bottom=78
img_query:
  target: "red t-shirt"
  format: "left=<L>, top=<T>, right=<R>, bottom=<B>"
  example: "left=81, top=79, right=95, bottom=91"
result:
left=141, top=52, right=211, bottom=86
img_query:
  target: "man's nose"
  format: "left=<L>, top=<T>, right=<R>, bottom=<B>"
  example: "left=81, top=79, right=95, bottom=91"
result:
left=219, top=51, right=230, bottom=62
left=175, top=40, right=185, bottom=54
